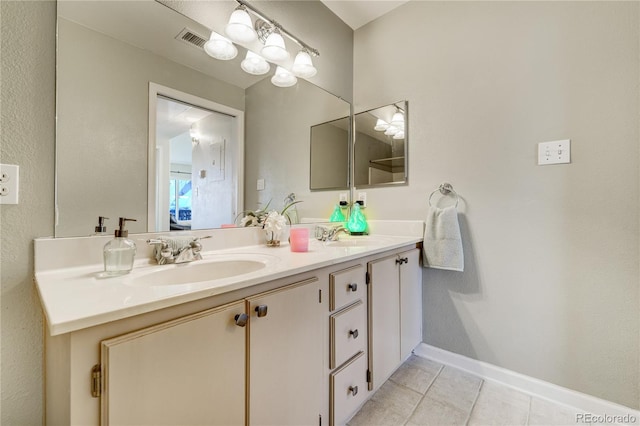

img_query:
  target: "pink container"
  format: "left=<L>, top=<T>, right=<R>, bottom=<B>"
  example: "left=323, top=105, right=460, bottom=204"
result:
left=289, top=227, right=309, bottom=252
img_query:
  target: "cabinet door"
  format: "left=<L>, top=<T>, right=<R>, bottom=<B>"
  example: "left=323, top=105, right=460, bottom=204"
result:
left=101, top=301, right=246, bottom=426
left=400, top=249, right=423, bottom=359
left=248, top=277, right=323, bottom=425
left=367, top=256, right=401, bottom=391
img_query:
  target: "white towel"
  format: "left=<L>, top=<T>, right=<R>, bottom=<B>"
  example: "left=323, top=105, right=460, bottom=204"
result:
left=423, top=206, right=464, bottom=271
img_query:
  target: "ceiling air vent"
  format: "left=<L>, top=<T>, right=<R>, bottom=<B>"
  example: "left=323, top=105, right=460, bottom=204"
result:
left=175, top=28, right=207, bottom=50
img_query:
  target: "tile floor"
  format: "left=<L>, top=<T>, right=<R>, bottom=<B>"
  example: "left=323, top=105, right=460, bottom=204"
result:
left=348, top=355, right=579, bottom=426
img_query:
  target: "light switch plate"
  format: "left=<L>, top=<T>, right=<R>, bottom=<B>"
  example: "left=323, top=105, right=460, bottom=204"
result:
left=538, top=139, right=571, bottom=165
left=256, top=178, right=265, bottom=191
left=0, top=164, right=19, bottom=204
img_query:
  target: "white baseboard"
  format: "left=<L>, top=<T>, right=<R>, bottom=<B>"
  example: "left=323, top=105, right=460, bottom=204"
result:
left=414, top=343, right=640, bottom=421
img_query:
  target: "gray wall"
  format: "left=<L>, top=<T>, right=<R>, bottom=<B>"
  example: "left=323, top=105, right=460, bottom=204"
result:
left=1, top=1, right=56, bottom=424
left=0, top=1, right=352, bottom=423
left=354, top=1, right=639, bottom=408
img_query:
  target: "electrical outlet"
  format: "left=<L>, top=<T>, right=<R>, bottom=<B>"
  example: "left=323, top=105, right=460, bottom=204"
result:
left=0, top=164, right=19, bottom=205
left=339, top=192, right=348, bottom=206
left=357, top=192, right=367, bottom=208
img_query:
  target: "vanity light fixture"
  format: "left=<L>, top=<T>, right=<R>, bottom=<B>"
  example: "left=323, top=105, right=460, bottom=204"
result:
left=261, top=28, right=289, bottom=62
left=204, top=31, right=238, bottom=60
left=224, top=5, right=257, bottom=43
left=271, top=66, right=297, bottom=87
left=292, top=49, right=317, bottom=78
left=392, top=130, right=405, bottom=140
left=384, top=126, right=399, bottom=136
left=241, top=50, right=270, bottom=75
left=374, top=119, right=389, bottom=131
left=390, top=110, right=404, bottom=128
left=209, top=0, right=319, bottom=87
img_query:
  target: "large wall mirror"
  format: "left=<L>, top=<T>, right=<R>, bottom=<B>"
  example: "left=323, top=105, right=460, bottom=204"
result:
left=309, top=117, right=350, bottom=191
left=354, top=101, right=408, bottom=188
left=55, top=0, right=351, bottom=237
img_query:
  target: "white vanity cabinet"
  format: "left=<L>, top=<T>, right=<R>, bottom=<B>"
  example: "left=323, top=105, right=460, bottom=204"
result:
left=367, top=248, right=422, bottom=391
left=100, top=301, right=246, bottom=426
left=41, top=239, right=424, bottom=426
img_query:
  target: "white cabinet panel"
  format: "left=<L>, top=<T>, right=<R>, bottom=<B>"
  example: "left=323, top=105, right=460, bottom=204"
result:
left=248, top=277, right=324, bottom=425
left=400, top=249, right=423, bottom=359
left=330, top=300, right=366, bottom=369
left=101, top=301, right=246, bottom=426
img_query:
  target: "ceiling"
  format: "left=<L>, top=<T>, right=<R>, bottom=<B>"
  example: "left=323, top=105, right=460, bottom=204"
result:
left=319, top=0, right=410, bottom=30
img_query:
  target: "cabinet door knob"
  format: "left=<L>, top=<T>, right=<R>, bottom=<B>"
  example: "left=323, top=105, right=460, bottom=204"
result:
left=349, top=329, right=359, bottom=339
left=403, top=257, right=409, bottom=264
left=234, top=313, right=248, bottom=327
left=347, top=283, right=358, bottom=292
left=255, top=305, right=268, bottom=318
left=348, top=385, right=358, bottom=396
left=395, top=258, right=403, bottom=264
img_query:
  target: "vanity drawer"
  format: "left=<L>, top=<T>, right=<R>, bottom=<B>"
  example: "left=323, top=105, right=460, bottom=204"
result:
left=330, top=351, right=368, bottom=426
left=330, top=300, right=366, bottom=369
left=330, top=265, right=364, bottom=311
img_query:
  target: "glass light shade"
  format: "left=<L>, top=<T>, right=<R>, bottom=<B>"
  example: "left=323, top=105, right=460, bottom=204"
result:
left=224, top=7, right=257, bottom=43
left=390, top=111, right=404, bottom=128
left=374, top=119, right=389, bottom=131
left=241, top=51, right=270, bottom=75
left=292, top=50, right=317, bottom=78
left=261, top=31, right=290, bottom=62
left=384, top=126, right=399, bottom=136
left=271, top=66, right=297, bottom=87
left=204, top=32, right=237, bottom=60
left=392, top=131, right=405, bottom=140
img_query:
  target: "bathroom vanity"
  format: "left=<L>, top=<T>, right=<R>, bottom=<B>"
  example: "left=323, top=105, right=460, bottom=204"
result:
left=35, top=223, right=423, bottom=425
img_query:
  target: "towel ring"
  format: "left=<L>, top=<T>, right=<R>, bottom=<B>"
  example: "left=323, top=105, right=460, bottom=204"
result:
left=428, top=183, right=459, bottom=208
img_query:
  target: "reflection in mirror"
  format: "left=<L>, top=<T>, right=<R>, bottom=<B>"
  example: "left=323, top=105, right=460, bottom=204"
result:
left=310, top=117, right=350, bottom=191
left=152, top=90, right=242, bottom=232
left=55, top=0, right=351, bottom=237
left=354, top=101, right=408, bottom=187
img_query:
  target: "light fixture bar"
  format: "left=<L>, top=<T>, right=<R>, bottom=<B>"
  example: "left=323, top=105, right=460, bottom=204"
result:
left=235, top=0, right=320, bottom=57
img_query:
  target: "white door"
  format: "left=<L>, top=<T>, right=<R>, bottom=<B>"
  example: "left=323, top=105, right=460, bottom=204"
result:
left=400, top=249, right=423, bottom=359
left=368, top=256, right=401, bottom=391
left=101, top=301, right=246, bottom=426
left=247, top=277, right=324, bottom=425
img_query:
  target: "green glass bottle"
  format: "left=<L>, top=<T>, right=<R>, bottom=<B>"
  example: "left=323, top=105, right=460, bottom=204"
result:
left=346, top=203, right=367, bottom=235
left=329, top=205, right=346, bottom=222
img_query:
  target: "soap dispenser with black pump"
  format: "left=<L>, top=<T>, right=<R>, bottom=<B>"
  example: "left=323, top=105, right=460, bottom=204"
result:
left=103, top=217, right=137, bottom=276
left=94, top=216, right=109, bottom=235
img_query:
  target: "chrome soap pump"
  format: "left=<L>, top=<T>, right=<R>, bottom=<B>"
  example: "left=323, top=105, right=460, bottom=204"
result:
left=103, top=217, right=137, bottom=276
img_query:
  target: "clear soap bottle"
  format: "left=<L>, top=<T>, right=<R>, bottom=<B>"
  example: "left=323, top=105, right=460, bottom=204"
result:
left=103, top=217, right=137, bottom=276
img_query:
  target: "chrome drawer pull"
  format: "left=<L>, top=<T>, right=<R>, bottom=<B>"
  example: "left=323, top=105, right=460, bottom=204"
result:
left=348, top=385, right=358, bottom=396
left=349, top=329, right=359, bottom=339
left=347, top=283, right=358, bottom=292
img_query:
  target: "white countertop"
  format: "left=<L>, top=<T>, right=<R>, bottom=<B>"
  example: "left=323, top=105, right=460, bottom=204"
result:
left=35, top=223, right=423, bottom=336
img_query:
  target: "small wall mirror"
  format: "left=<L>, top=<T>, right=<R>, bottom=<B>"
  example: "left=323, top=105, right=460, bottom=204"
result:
left=354, top=101, right=408, bottom=187
left=309, top=117, right=350, bottom=191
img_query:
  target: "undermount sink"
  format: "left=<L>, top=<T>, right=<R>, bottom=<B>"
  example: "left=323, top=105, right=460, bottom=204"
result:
left=126, top=255, right=274, bottom=287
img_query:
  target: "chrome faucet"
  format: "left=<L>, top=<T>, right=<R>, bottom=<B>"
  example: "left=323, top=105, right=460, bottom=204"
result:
left=315, top=225, right=349, bottom=242
left=146, top=237, right=208, bottom=264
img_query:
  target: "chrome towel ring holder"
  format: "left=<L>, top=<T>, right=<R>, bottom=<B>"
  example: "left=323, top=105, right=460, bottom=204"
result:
left=428, top=182, right=459, bottom=208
